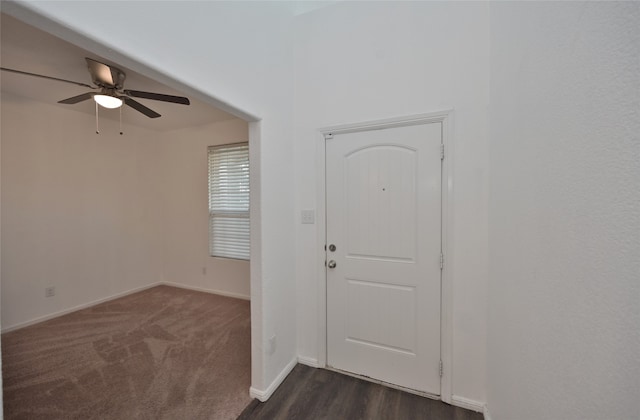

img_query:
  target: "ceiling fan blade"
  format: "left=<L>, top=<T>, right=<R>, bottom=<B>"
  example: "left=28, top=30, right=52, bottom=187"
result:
left=85, top=57, right=125, bottom=89
left=124, top=90, right=190, bottom=105
left=1, top=67, right=94, bottom=89
left=58, top=92, right=95, bottom=104
left=124, top=97, right=161, bottom=118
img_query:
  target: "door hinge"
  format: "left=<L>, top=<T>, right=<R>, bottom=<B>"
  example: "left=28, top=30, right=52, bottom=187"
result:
left=440, top=253, right=444, bottom=270
left=440, top=144, right=445, bottom=160
left=439, top=360, right=443, bottom=377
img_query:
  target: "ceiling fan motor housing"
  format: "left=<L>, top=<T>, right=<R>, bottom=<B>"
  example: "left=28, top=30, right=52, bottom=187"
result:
left=86, top=57, right=126, bottom=90
left=100, top=87, right=119, bottom=98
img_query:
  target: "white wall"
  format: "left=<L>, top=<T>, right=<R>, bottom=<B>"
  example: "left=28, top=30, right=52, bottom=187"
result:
left=487, top=2, right=640, bottom=419
left=161, top=118, right=250, bottom=299
left=5, top=0, right=297, bottom=394
left=1, top=88, right=4, bottom=419
left=1, top=92, right=165, bottom=330
left=293, top=1, right=489, bottom=404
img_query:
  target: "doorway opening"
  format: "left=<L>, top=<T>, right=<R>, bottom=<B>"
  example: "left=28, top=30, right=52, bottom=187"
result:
left=0, top=7, right=267, bottom=415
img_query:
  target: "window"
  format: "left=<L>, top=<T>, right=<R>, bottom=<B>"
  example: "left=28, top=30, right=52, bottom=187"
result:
left=208, top=143, right=250, bottom=260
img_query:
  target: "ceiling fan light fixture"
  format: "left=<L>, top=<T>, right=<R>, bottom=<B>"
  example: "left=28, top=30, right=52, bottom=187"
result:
left=94, top=94, right=123, bottom=109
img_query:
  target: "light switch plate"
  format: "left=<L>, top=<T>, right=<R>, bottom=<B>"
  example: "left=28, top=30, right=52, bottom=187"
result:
left=301, top=210, right=315, bottom=224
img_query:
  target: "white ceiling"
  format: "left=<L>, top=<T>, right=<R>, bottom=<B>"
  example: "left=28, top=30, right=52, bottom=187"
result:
left=0, top=13, right=238, bottom=131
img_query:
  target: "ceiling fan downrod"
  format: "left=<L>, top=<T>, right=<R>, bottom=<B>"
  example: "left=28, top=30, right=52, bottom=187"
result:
left=95, top=101, right=99, bottom=135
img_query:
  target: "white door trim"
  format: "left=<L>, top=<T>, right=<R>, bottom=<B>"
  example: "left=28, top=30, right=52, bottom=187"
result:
left=315, top=109, right=454, bottom=403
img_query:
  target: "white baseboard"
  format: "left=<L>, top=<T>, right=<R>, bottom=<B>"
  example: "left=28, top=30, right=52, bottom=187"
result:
left=1, top=282, right=161, bottom=333
left=161, top=281, right=250, bottom=301
left=297, top=356, right=321, bottom=368
left=2, top=281, right=250, bottom=333
left=451, top=395, right=485, bottom=413
left=249, top=357, right=297, bottom=402
left=483, top=405, right=492, bottom=420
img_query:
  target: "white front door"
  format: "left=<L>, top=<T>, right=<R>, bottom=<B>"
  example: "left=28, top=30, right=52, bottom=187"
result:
left=326, top=122, right=442, bottom=394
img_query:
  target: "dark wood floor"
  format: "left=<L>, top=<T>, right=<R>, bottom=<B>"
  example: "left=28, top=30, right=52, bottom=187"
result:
left=238, top=364, right=483, bottom=420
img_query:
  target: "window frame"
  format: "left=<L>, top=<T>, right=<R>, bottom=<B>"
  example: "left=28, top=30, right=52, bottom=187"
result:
left=207, top=142, right=250, bottom=260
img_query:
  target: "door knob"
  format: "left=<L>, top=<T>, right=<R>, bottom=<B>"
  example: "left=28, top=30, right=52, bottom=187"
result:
left=328, top=260, right=337, bottom=269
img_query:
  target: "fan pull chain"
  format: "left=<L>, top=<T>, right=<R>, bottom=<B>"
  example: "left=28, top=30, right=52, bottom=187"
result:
left=95, top=101, right=100, bottom=134
left=119, top=105, right=123, bottom=135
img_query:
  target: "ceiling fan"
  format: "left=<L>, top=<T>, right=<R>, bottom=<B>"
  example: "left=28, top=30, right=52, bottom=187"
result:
left=0, top=57, right=190, bottom=118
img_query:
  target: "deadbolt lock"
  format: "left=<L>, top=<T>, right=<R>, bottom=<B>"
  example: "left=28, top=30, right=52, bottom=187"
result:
left=329, top=244, right=336, bottom=252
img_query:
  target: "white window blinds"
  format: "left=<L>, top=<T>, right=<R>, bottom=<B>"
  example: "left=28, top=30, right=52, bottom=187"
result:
left=208, top=143, right=250, bottom=260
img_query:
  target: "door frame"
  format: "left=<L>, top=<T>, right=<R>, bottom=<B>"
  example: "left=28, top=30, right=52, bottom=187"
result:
left=315, top=109, right=454, bottom=403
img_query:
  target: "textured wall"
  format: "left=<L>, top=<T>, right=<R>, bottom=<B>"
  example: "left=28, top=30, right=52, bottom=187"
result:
left=487, top=2, right=640, bottom=419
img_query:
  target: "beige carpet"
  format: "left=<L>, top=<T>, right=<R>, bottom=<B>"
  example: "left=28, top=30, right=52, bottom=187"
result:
left=1, top=285, right=251, bottom=420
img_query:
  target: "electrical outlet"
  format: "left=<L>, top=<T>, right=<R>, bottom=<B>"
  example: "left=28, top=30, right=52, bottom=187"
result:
left=45, top=287, right=55, bottom=297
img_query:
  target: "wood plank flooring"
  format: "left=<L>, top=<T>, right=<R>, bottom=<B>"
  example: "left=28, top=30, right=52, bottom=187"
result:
left=238, top=364, right=483, bottom=420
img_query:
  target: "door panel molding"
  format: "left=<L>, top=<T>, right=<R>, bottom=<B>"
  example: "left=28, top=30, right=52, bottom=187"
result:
left=316, top=109, right=454, bottom=402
